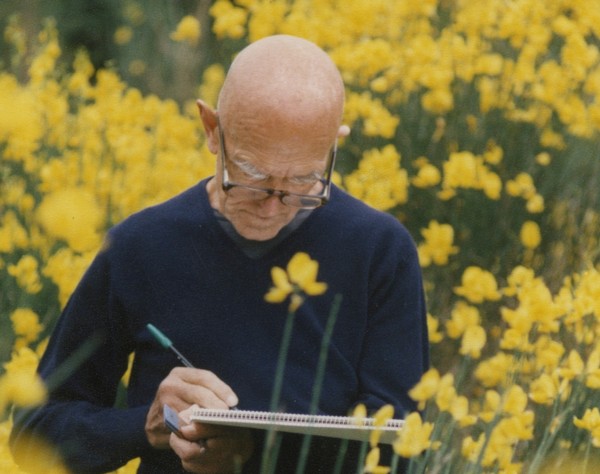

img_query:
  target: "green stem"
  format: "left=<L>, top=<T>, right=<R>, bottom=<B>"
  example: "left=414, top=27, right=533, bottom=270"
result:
left=262, top=432, right=283, bottom=474
left=413, top=410, right=450, bottom=474
left=332, top=438, right=349, bottom=474
left=583, top=436, right=591, bottom=474
left=269, top=309, right=297, bottom=412
left=355, top=441, right=369, bottom=474
left=467, top=413, right=502, bottom=474
left=261, top=308, right=296, bottom=471
left=527, top=400, right=570, bottom=474
left=415, top=354, right=469, bottom=473
left=296, top=294, right=343, bottom=474
left=390, top=453, right=400, bottom=473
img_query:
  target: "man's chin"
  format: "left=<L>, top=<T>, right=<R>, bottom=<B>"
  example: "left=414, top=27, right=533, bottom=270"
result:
left=230, top=212, right=293, bottom=241
left=237, top=227, right=281, bottom=241
left=227, top=217, right=281, bottom=241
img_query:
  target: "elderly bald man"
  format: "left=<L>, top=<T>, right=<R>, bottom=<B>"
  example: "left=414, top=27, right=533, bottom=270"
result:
left=10, top=36, right=428, bottom=473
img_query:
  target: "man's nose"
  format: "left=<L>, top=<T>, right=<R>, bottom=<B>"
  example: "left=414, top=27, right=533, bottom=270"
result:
left=257, top=193, right=285, bottom=215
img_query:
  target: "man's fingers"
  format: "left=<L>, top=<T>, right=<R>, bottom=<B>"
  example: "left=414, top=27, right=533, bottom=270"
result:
left=157, top=367, right=238, bottom=409
left=170, top=428, right=254, bottom=473
left=179, top=419, right=235, bottom=441
left=145, top=367, right=238, bottom=449
left=173, top=367, right=239, bottom=408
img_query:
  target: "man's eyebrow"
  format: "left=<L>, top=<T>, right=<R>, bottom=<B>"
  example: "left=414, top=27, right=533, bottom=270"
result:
left=289, top=170, right=322, bottom=183
left=230, top=157, right=268, bottom=179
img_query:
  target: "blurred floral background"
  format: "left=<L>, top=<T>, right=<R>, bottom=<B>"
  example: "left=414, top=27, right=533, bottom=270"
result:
left=1, top=0, right=600, bottom=472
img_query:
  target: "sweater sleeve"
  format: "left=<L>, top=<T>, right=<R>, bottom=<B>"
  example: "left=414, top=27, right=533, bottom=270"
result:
left=9, top=243, right=154, bottom=473
left=356, top=222, right=429, bottom=417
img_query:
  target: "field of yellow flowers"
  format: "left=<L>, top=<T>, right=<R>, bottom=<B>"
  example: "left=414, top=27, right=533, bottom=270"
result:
left=2, top=1, right=600, bottom=472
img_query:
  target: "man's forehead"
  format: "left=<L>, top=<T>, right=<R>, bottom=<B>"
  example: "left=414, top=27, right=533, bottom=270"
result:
left=217, top=35, right=345, bottom=139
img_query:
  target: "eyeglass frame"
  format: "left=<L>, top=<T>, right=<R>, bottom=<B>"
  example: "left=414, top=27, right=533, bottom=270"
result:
left=217, top=119, right=338, bottom=209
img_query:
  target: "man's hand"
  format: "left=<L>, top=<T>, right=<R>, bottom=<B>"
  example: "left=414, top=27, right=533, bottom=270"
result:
left=145, top=367, right=239, bottom=448
left=170, top=419, right=254, bottom=474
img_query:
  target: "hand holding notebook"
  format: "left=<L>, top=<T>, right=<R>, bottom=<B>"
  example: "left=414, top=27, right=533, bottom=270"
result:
left=168, top=405, right=404, bottom=445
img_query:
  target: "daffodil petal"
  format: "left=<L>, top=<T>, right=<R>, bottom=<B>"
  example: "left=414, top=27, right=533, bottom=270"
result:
left=287, top=252, right=311, bottom=283
left=374, top=404, right=395, bottom=426
left=271, top=266, right=292, bottom=291
left=304, top=281, right=328, bottom=296
left=265, top=287, right=290, bottom=303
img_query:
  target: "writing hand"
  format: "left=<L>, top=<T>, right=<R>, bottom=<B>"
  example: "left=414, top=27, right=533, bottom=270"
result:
left=145, top=367, right=238, bottom=448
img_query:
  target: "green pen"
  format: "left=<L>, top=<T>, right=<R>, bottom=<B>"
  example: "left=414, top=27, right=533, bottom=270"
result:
left=147, top=323, right=239, bottom=410
left=147, top=323, right=194, bottom=368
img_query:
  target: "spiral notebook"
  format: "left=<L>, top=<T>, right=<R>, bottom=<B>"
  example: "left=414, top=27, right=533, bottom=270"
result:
left=188, top=407, right=404, bottom=445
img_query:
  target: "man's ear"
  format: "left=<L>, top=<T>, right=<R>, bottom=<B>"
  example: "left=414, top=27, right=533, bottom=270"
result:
left=196, top=99, right=219, bottom=154
left=337, top=124, right=350, bottom=138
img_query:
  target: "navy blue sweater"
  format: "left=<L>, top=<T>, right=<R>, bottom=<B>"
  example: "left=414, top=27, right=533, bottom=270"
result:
left=11, top=180, right=428, bottom=473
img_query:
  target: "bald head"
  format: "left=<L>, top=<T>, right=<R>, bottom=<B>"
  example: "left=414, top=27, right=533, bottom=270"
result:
left=218, top=35, right=345, bottom=144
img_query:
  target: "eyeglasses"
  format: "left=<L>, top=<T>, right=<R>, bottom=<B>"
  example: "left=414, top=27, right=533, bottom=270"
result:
left=218, top=122, right=337, bottom=209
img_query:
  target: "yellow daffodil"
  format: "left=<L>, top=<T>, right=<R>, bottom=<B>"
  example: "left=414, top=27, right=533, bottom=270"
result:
left=480, top=170, right=502, bottom=200
left=520, top=220, right=541, bottom=249
left=0, top=211, right=29, bottom=252
left=479, top=390, right=501, bottom=423
left=10, top=308, right=43, bottom=349
left=533, top=336, right=565, bottom=372
left=462, top=433, right=485, bottom=463
left=344, top=144, right=408, bottom=211
left=558, top=349, right=585, bottom=381
left=475, top=352, right=514, bottom=388
left=460, top=324, right=487, bottom=359
left=535, top=152, right=551, bottom=165
left=500, top=307, right=533, bottom=336
left=454, top=266, right=501, bottom=303
left=526, top=194, right=545, bottom=213
left=114, top=26, right=133, bottom=46
left=43, top=248, right=95, bottom=308
left=412, top=163, right=442, bottom=188
left=210, top=0, right=248, bottom=39
left=170, top=16, right=201, bottom=46
left=450, top=395, right=477, bottom=427
left=417, top=220, right=459, bottom=267
left=585, top=348, right=600, bottom=389
left=0, top=418, right=71, bottom=473
left=370, top=404, right=394, bottom=447
left=264, top=252, right=327, bottom=311
left=446, top=301, right=480, bottom=339
left=0, top=370, right=47, bottom=412
left=408, top=368, right=441, bottom=410
left=36, top=188, right=104, bottom=253
left=442, top=151, right=479, bottom=189
left=483, top=142, right=504, bottom=165
left=435, top=375, right=457, bottom=412
left=7, top=255, right=42, bottom=294
left=502, top=386, right=529, bottom=417
left=574, top=408, right=600, bottom=447
left=363, top=447, right=390, bottom=474
left=393, top=412, right=435, bottom=458
left=1, top=347, right=47, bottom=413
left=426, top=314, right=444, bottom=343
left=499, top=327, right=533, bottom=352
left=482, top=415, right=533, bottom=467
left=506, top=172, right=536, bottom=199
left=352, top=403, right=367, bottom=424
left=529, top=373, right=558, bottom=405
